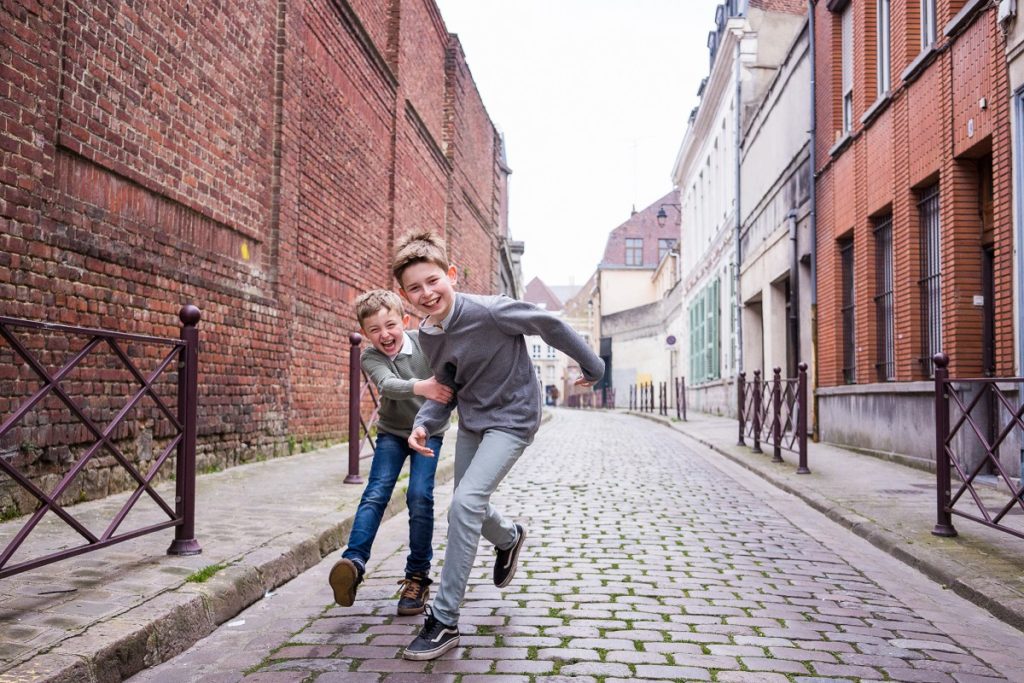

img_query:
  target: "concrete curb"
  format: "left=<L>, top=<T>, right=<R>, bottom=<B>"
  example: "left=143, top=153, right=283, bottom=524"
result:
left=12, top=452, right=458, bottom=683
left=629, top=410, right=1024, bottom=634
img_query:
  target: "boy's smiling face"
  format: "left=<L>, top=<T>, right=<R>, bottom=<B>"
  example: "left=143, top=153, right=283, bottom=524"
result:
left=399, top=262, right=458, bottom=322
left=360, top=307, right=409, bottom=356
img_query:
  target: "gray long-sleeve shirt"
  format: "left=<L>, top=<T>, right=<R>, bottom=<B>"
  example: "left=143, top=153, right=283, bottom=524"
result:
left=413, top=293, right=605, bottom=439
left=361, top=330, right=450, bottom=439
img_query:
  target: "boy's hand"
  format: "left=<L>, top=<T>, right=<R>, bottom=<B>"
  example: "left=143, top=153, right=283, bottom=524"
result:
left=408, top=426, right=435, bottom=456
left=413, top=377, right=453, bottom=404
left=574, top=376, right=595, bottom=388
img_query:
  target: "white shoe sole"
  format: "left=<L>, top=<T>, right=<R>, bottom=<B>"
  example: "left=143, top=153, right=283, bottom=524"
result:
left=402, top=634, right=460, bottom=660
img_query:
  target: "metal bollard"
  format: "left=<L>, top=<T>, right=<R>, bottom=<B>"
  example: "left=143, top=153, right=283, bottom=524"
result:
left=346, top=332, right=365, bottom=484
left=168, top=305, right=202, bottom=556
left=932, top=353, right=956, bottom=537
left=796, top=362, right=811, bottom=474
left=772, top=367, right=783, bottom=463
left=752, top=370, right=762, bottom=454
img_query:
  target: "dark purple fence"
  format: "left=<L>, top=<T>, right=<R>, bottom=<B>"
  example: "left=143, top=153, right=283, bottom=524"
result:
left=565, top=387, right=616, bottom=409
left=0, top=306, right=201, bottom=579
left=738, top=364, right=809, bottom=474
left=932, top=353, right=1024, bottom=541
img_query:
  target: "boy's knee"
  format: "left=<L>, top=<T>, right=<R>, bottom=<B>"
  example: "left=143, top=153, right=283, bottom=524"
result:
left=449, top=488, right=485, bottom=519
left=406, top=486, right=433, bottom=512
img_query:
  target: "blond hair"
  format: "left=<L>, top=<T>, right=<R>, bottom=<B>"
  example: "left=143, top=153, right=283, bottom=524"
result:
left=354, top=289, right=404, bottom=325
left=392, top=229, right=450, bottom=284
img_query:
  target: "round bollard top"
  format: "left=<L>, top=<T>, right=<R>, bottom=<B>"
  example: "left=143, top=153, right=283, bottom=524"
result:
left=179, top=305, right=201, bottom=326
left=349, top=332, right=363, bottom=346
left=933, top=352, right=949, bottom=368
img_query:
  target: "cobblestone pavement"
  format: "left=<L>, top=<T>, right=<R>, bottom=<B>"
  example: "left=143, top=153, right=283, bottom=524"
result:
left=130, top=410, right=1024, bottom=682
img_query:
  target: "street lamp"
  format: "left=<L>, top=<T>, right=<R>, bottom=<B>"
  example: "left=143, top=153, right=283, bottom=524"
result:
left=656, top=203, right=682, bottom=227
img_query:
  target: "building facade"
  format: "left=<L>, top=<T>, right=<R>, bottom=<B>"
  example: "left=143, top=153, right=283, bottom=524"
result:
left=0, top=0, right=511, bottom=513
left=674, top=0, right=805, bottom=417
left=739, top=22, right=814, bottom=396
left=522, top=277, right=570, bottom=405
left=814, top=0, right=1014, bottom=472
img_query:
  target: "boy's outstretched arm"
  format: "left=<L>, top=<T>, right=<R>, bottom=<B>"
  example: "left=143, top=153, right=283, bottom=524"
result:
left=413, top=376, right=453, bottom=404
left=490, top=297, right=605, bottom=384
left=363, top=354, right=420, bottom=399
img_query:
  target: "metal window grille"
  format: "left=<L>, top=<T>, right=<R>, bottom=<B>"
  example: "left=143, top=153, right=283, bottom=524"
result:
left=873, top=215, right=895, bottom=381
left=625, top=238, right=643, bottom=266
left=918, top=185, right=942, bottom=377
left=840, top=238, right=856, bottom=384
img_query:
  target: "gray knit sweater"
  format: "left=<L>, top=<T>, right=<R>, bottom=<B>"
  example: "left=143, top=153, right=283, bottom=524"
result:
left=413, top=293, right=605, bottom=438
left=361, top=331, right=449, bottom=439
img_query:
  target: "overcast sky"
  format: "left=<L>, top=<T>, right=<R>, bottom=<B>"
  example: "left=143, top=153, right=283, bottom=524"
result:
left=434, top=0, right=722, bottom=288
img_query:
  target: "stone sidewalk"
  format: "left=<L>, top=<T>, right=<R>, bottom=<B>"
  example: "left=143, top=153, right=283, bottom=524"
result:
left=632, top=409, right=1024, bottom=631
left=3, top=408, right=1024, bottom=682
left=0, top=431, right=458, bottom=683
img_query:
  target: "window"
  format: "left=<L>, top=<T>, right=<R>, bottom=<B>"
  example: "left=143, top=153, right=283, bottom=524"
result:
left=873, top=215, right=894, bottom=381
left=531, top=344, right=541, bottom=359
left=689, top=279, right=720, bottom=382
left=920, top=0, right=936, bottom=50
left=919, top=185, right=942, bottom=376
left=876, top=0, right=891, bottom=95
left=840, top=237, right=855, bottom=383
left=546, top=345, right=557, bottom=359
left=658, top=239, right=676, bottom=262
left=625, top=238, right=643, bottom=266
left=841, top=3, right=854, bottom=133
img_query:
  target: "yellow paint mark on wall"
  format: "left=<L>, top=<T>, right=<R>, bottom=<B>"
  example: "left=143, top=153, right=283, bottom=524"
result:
left=637, top=373, right=652, bottom=384
left=241, top=242, right=250, bottom=261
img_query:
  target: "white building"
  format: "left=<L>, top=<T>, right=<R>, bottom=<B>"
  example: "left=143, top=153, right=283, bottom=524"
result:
left=672, top=0, right=805, bottom=417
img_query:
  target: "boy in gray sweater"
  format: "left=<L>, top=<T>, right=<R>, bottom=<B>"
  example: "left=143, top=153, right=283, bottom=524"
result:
left=393, top=230, right=605, bottom=660
left=328, top=290, right=454, bottom=616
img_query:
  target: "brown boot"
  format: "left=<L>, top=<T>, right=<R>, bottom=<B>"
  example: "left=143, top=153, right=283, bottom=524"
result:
left=396, top=575, right=431, bottom=616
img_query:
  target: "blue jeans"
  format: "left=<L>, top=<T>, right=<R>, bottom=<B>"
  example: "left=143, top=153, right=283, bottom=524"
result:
left=343, top=431, right=442, bottom=578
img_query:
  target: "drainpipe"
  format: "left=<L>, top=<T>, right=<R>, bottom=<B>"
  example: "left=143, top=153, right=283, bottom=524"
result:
left=734, top=34, right=744, bottom=379
left=807, top=0, right=818, bottom=437
left=788, top=209, right=801, bottom=368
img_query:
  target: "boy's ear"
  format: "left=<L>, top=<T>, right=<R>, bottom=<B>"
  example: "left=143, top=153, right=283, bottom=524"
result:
left=402, top=313, right=411, bottom=326
left=447, top=265, right=458, bottom=284
left=398, top=288, right=410, bottom=303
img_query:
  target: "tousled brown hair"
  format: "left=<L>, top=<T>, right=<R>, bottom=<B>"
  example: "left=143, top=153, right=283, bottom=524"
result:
left=354, top=289, right=404, bottom=325
left=392, top=229, right=450, bottom=284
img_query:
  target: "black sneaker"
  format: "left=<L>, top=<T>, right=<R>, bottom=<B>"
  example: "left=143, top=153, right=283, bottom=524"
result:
left=403, top=606, right=460, bottom=660
left=493, top=523, right=526, bottom=588
left=396, top=575, right=432, bottom=616
left=328, top=558, right=363, bottom=607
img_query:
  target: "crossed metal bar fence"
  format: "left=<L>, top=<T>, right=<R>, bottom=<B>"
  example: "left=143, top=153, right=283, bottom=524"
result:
left=0, top=306, right=201, bottom=579
left=931, top=353, right=1024, bottom=541
left=737, top=364, right=810, bottom=474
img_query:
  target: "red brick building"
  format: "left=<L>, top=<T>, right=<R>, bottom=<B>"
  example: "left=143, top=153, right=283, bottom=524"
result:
left=0, top=0, right=514, bottom=511
left=813, top=0, right=1011, bottom=463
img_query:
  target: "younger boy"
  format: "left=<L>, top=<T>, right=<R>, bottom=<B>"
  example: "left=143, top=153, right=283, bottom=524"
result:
left=392, top=230, right=604, bottom=660
left=328, top=289, right=454, bottom=616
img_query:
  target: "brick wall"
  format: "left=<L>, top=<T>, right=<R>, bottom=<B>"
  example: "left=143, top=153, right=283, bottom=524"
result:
left=0, top=0, right=506, bottom=515
left=814, top=1, right=1012, bottom=389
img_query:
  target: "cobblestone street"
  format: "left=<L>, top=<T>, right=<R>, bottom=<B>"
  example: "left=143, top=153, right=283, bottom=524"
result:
left=130, top=411, right=1024, bottom=683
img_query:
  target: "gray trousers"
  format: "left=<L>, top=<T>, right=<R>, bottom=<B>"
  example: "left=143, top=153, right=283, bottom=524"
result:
left=431, top=428, right=530, bottom=626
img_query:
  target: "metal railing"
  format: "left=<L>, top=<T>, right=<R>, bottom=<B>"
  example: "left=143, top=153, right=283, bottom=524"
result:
left=566, top=387, right=616, bottom=409
left=0, top=306, right=202, bottom=579
left=932, top=353, right=1024, bottom=541
left=737, top=364, right=809, bottom=474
